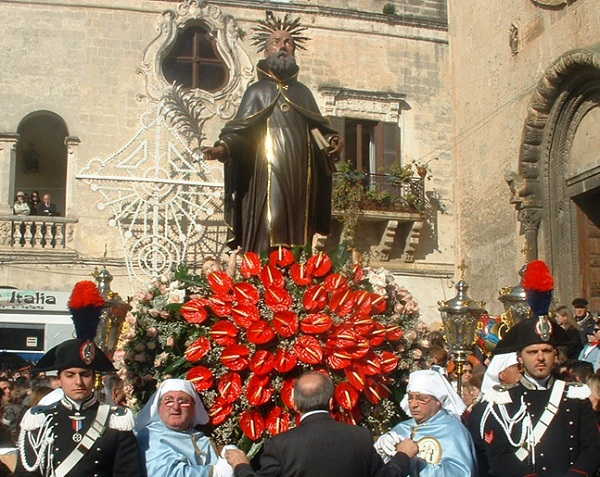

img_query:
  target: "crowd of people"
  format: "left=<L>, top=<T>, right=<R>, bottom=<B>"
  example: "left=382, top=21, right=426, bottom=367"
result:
left=0, top=290, right=599, bottom=477
left=12, top=191, right=59, bottom=217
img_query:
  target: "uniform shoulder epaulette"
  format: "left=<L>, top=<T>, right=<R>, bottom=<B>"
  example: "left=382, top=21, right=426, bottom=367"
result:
left=108, top=406, right=135, bottom=431
left=20, top=403, right=57, bottom=431
left=565, top=382, right=591, bottom=400
left=483, top=384, right=516, bottom=404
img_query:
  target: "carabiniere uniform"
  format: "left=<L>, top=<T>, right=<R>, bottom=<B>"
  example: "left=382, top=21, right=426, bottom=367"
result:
left=15, top=391, right=141, bottom=477
left=13, top=281, right=144, bottom=477
left=481, top=375, right=600, bottom=477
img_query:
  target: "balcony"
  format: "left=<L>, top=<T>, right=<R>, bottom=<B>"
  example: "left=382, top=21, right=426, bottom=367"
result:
left=0, top=215, right=78, bottom=249
left=330, top=170, right=427, bottom=263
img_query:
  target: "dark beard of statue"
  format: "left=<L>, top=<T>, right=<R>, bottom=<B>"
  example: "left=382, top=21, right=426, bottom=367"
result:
left=266, top=51, right=297, bottom=77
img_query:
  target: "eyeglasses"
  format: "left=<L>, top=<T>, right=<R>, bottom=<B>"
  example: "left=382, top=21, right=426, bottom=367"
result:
left=407, top=393, right=434, bottom=405
left=161, top=397, right=194, bottom=408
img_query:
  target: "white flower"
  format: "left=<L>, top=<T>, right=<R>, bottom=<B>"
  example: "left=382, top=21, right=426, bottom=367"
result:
left=168, top=289, right=186, bottom=304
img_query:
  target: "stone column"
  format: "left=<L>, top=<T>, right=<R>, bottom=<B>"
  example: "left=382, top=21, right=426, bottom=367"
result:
left=0, top=133, right=20, bottom=214
left=64, top=136, right=80, bottom=217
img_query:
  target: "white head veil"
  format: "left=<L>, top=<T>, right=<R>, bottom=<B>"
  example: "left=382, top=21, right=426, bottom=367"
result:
left=135, top=378, right=209, bottom=432
left=400, top=369, right=466, bottom=420
left=480, top=352, right=519, bottom=397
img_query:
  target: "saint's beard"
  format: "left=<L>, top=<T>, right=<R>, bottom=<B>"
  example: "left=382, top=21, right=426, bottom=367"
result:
left=266, top=51, right=297, bottom=77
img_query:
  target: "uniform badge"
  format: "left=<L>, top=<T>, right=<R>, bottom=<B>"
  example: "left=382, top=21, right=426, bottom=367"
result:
left=416, top=436, right=442, bottom=464
left=484, top=430, right=494, bottom=444
left=70, top=414, right=85, bottom=442
left=80, top=340, right=96, bottom=365
left=535, top=316, right=552, bottom=342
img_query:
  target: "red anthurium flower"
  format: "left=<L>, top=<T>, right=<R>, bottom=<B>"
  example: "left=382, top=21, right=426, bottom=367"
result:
left=356, top=352, right=382, bottom=375
left=247, top=320, right=276, bottom=344
left=208, top=295, right=233, bottom=317
left=264, top=286, right=293, bottom=312
left=181, top=299, right=208, bottom=324
left=337, top=405, right=360, bottom=426
left=385, top=324, right=403, bottom=341
left=280, top=378, right=296, bottom=408
left=232, top=303, right=260, bottom=329
left=209, top=397, right=233, bottom=425
left=294, top=336, right=324, bottom=364
left=220, top=344, right=250, bottom=371
left=324, top=273, right=349, bottom=293
left=329, top=289, right=356, bottom=317
left=247, top=375, right=273, bottom=406
left=351, top=315, right=376, bottom=336
left=260, top=265, right=285, bottom=289
left=352, top=263, right=363, bottom=283
left=300, top=313, right=333, bottom=334
left=233, top=282, right=260, bottom=305
left=334, top=381, right=360, bottom=410
left=345, top=364, right=367, bottom=391
left=207, top=270, right=234, bottom=295
left=240, top=252, right=261, bottom=278
left=327, top=327, right=358, bottom=349
left=290, top=263, right=312, bottom=286
left=269, top=247, right=295, bottom=268
left=209, top=320, right=238, bottom=346
left=266, top=406, right=291, bottom=436
left=326, top=351, right=353, bottom=370
left=250, top=350, right=275, bottom=375
left=378, top=351, right=399, bottom=374
left=240, top=409, right=265, bottom=441
left=273, top=348, right=297, bottom=373
left=185, top=336, right=211, bottom=362
left=186, top=365, right=214, bottom=392
left=303, top=285, right=328, bottom=312
left=306, top=252, right=332, bottom=277
left=363, top=376, right=391, bottom=404
left=272, top=311, right=299, bottom=338
left=368, top=322, right=387, bottom=347
left=370, top=292, right=387, bottom=314
left=354, top=290, right=372, bottom=315
left=347, top=337, right=371, bottom=359
left=218, top=372, right=243, bottom=403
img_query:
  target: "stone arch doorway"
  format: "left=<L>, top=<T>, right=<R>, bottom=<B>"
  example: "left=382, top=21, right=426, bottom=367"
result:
left=514, top=45, right=600, bottom=309
left=16, top=111, right=69, bottom=216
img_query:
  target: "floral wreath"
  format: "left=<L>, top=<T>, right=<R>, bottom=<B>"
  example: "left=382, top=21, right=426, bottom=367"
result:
left=118, top=246, right=422, bottom=452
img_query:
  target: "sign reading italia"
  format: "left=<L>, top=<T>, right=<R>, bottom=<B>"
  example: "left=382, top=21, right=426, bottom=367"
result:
left=0, top=289, right=70, bottom=312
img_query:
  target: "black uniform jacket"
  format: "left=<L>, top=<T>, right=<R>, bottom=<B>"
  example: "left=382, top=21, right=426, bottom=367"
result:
left=14, top=395, right=143, bottom=477
left=481, top=377, right=600, bottom=477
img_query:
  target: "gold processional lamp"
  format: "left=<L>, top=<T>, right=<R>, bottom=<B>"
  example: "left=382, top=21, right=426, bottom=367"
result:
left=438, top=263, right=485, bottom=396
left=93, top=267, right=131, bottom=389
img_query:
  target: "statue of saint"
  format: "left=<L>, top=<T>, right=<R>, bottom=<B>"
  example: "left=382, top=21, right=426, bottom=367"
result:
left=203, top=14, right=343, bottom=254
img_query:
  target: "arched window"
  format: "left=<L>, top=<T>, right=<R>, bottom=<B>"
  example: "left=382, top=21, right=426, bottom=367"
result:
left=162, top=24, right=229, bottom=92
left=15, top=112, right=68, bottom=216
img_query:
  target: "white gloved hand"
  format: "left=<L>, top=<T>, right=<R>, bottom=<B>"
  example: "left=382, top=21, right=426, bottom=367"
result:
left=213, top=457, right=235, bottom=477
left=374, top=431, right=402, bottom=462
left=220, top=444, right=238, bottom=459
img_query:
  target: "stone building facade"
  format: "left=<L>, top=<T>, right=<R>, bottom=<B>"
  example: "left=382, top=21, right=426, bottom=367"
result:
left=448, top=0, right=600, bottom=312
left=0, top=0, right=453, bottom=323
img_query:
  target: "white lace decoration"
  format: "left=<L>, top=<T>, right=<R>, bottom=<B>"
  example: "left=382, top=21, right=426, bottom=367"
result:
left=18, top=414, right=55, bottom=476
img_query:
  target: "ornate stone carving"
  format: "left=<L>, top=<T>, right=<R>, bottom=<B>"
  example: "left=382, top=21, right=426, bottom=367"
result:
left=137, top=0, right=254, bottom=120
left=319, top=87, right=408, bottom=123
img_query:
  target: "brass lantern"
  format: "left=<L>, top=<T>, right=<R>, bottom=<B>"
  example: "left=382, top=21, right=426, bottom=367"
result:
left=95, top=267, right=130, bottom=359
left=498, top=264, right=529, bottom=325
left=438, top=279, right=485, bottom=395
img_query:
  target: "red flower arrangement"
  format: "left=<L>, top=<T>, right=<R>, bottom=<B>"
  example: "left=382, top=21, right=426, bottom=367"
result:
left=120, top=247, right=418, bottom=452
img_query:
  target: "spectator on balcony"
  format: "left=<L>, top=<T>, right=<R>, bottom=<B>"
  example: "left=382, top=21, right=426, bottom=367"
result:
left=36, top=193, right=59, bottom=216
left=28, top=190, right=40, bottom=212
left=13, top=192, right=30, bottom=216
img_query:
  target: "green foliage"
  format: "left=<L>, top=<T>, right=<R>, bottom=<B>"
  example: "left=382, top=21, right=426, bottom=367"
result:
left=383, top=3, right=398, bottom=15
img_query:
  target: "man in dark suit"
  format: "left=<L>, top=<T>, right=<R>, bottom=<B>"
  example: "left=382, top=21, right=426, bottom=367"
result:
left=226, top=372, right=417, bottom=477
left=36, top=193, right=59, bottom=216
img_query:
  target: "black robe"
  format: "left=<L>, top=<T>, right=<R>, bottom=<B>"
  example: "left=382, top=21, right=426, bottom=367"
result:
left=219, top=60, right=338, bottom=253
